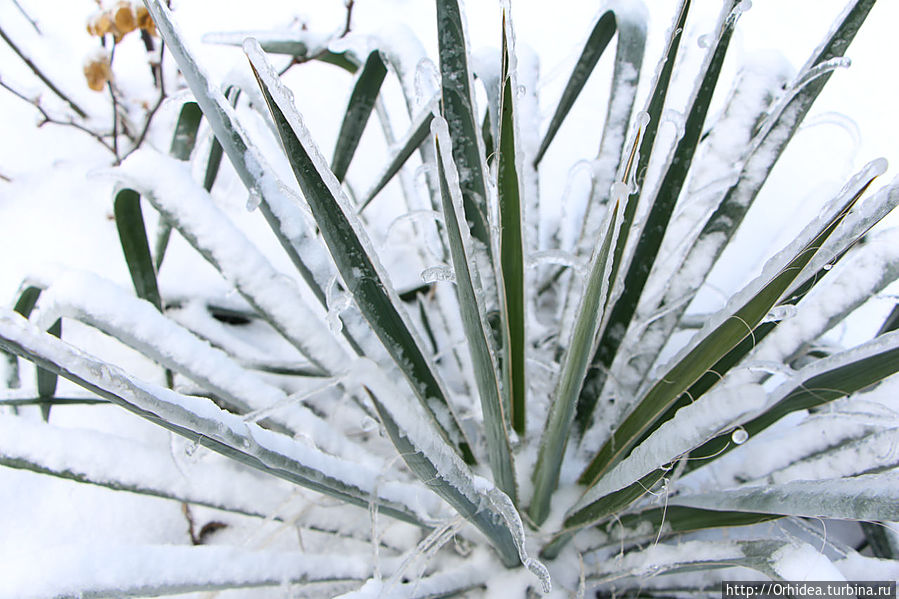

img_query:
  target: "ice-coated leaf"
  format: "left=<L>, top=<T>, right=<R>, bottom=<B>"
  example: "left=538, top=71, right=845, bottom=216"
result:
left=686, top=329, right=899, bottom=471
left=34, top=269, right=377, bottom=463
left=359, top=97, right=437, bottom=212
left=586, top=538, right=811, bottom=583
left=580, top=157, right=878, bottom=488
left=332, top=50, right=388, bottom=182
left=0, top=309, right=431, bottom=527
left=144, top=0, right=363, bottom=352
left=356, top=361, right=545, bottom=580
left=245, top=39, right=475, bottom=464
left=498, top=12, right=527, bottom=437
left=0, top=414, right=293, bottom=520
left=534, top=3, right=647, bottom=166
left=203, top=30, right=360, bottom=73
left=576, top=0, right=742, bottom=431
left=113, top=150, right=347, bottom=375
left=435, top=0, right=492, bottom=252
left=434, top=119, right=516, bottom=502
left=617, top=0, right=879, bottom=393
left=672, top=472, right=899, bottom=522
left=0, top=545, right=381, bottom=598
left=591, top=505, right=780, bottom=549
left=530, top=194, right=621, bottom=526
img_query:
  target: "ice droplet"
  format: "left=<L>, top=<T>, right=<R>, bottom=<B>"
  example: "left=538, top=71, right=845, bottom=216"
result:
left=421, top=265, right=455, bottom=283
left=731, top=427, right=749, bottom=445
left=246, top=188, right=262, bottom=212
left=516, top=84, right=527, bottom=97
left=662, top=108, right=685, bottom=139
left=762, top=304, right=798, bottom=324
left=823, top=263, right=833, bottom=271
left=326, top=292, right=351, bottom=334
left=697, top=34, right=712, bottom=49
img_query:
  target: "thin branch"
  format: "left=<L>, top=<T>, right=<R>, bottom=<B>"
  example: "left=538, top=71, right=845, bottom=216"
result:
left=278, top=0, right=355, bottom=77
left=11, top=0, right=41, bottom=35
left=0, top=23, right=87, bottom=118
left=121, top=41, right=168, bottom=162
left=0, top=77, right=116, bottom=155
left=0, top=172, right=11, bottom=183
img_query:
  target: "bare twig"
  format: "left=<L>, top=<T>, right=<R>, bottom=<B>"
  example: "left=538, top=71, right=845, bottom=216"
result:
left=0, top=77, right=116, bottom=155
left=11, top=0, right=41, bottom=35
left=107, top=45, right=121, bottom=162
left=0, top=172, right=11, bottom=183
left=343, top=0, right=355, bottom=37
left=0, top=23, right=87, bottom=118
left=121, top=41, right=168, bottom=162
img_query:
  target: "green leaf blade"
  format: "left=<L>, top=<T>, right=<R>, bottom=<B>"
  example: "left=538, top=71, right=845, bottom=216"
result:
left=498, top=16, right=526, bottom=437
left=580, top=168, right=879, bottom=488
left=530, top=198, right=621, bottom=526
left=245, top=40, right=475, bottom=464
left=435, top=0, right=491, bottom=251
left=332, top=50, right=388, bottom=182
left=434, top=124, right=516, bottom=502
left=115, top=189, right=162, bottom=312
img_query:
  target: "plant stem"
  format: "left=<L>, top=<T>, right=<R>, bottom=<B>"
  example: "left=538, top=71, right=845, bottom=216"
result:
left=0, top=77, right=116, bottom=155
left=0, top=23, right=87, bottom=118
left=11, top=0, right=41, bottom=35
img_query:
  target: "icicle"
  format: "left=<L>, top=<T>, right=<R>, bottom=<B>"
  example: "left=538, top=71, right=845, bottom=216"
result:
left=420, top=265, right=456, bottom=283
left=762, top=304, right=799, bottom=324
left=484, top=486, right=552, bottom=593
left=788, top=57, right=852, bottom=97
left=725, top=0, right=753, bottom=27
left=527, top=249, right=583, bottom=271
left=661, top=108, right=685, bottom=140
left=414, top=57, right=440, bottom=105
left=245, top=187, right=262, bottom=212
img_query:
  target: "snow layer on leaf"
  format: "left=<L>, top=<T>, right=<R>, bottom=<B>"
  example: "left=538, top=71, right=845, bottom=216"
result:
left=0, top=544, right=382, bottom=598
left=0, top=311, right=433, bottom=523
left=575, top=377, right=766, bottom=510
left=672, top=472, right=899, bottom=522
left=634, top=159, right=889, bottom=401
left=751, top=228, right=899, bottom=366
left=34, top=269, right=367, bottom=460
left=112, top=149, right=348, bottom=374
left=0, top=414, right=292, bottom=519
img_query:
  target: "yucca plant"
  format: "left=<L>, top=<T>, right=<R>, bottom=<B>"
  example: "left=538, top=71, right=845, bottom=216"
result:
left=2, top=0, right=898, bottom=596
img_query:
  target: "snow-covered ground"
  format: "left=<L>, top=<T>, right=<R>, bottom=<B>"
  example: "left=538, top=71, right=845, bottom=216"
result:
left=0, top=1, right=897, bottom=596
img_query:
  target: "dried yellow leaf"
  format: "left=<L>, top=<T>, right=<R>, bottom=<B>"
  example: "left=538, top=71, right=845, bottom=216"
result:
left=112, top=2, right=137, bottom=36
left=135, top=6, right=157, bottom=36
left=83, top=54, right=112, bottom=92
left=86, top=10, right=113, bottom=37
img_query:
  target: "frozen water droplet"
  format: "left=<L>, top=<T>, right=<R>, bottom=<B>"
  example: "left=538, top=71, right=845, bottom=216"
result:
left=823, top=263, right=833, bottom=271
left=516, top=84, right=527, bottom=97
left=731, top=427, right=749, bottom=445
left=421, top=265, right=455, bottom=283
left=762, top=304, right=798, bottom=323
left=414, top=57, right=440, bottom=105
left=246, top=188, right=262, bottom=212
left=697, top=34, right=712, bottom=49
left=635, top=110, right=650, bottom=129
left=662, top=108, right=685, bottom=139
left=610, top=181, right=629, bottom=205
left=527, top=249, right=580, bottom=270
left=184, top=440, right=199, bottom=457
